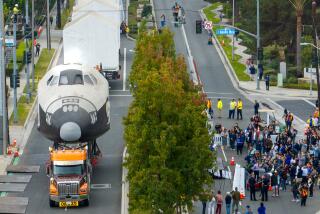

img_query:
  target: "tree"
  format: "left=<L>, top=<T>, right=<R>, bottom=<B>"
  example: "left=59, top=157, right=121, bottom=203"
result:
left=124, top=28, right=214, bottom=213
left=288, top=0, right=309, bottom=77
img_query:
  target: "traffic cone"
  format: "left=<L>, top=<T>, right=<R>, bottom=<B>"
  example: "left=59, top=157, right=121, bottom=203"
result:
left=230, top=157, right=235, bottom=166
left=12, top=139, right=17, bottom=147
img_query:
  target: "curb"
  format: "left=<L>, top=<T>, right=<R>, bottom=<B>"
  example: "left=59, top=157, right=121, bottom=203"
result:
left=199, top=9, right=243, bottom=95
left=121, top=147, right=129, bottom=214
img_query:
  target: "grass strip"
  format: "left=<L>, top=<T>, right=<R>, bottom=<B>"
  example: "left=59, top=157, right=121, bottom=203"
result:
left=10, top=48, right=55, bottom=125
left=203, top=3, right=250, bottom=81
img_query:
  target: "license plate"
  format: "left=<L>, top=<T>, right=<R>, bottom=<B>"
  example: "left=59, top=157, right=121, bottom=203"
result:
left=59, top=201, right=78, bottom=207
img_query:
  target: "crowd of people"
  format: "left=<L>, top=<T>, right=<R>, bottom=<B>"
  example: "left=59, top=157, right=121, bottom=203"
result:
left=203, top=99, right=320, bottom=213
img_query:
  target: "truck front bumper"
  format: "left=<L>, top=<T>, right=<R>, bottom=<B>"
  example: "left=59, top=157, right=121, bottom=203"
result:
left=50, top=194, right=88, bottom=203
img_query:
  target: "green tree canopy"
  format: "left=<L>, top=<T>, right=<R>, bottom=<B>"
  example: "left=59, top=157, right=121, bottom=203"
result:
left=124, top=28, right=214, bottom=213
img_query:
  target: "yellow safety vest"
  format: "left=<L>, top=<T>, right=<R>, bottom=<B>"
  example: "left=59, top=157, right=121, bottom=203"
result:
left=217, top=100, right=223, bottom=110
left=13, top=7, right=19, bottom=15
left=237, top=101, right=243, bottom=110
left=230, top=101, right=236, bottom=110
left=207, top=100, right=212, bottom=109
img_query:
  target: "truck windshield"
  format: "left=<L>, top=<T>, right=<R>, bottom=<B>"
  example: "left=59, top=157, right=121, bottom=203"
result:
left=53, top=164, right=84, bottom=176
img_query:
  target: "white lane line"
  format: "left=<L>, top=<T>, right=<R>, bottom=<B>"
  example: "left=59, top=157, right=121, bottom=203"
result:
left=110, top=90, right=130, bottom=92
left=303, top=99, right=316, bottom=108
left=266, top=98, right=306, bottom=124
left=205, top=92, right=234, bottom=95
left=123, top=48, right=127, bottom=91
left=221, top=145, right=227, bottom=162
left=181, top=24, right=192, bottom=57
left=207, top=96, right=235, bottom=100
left=110, top=95, right=132, bottom=97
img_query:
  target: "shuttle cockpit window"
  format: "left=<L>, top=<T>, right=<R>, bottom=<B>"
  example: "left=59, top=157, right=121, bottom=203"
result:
left=59, top=69, right=84, bottom=85
left=47, top=75, right=53, bottom=85
left=47, top=75, right=59, bottom=86
left=49, top=76, right=59, bottom=86
left=84, top=75, right=93, bottom=85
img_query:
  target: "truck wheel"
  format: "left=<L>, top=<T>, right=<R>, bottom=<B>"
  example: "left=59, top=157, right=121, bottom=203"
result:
left=82, top=199, right=90, bottom=207
left=49, top=199, right=56, bottom=207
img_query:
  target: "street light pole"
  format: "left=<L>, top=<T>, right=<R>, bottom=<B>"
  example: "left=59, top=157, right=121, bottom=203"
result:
left=31, top=0, right=35, bottom=91
left=46, top=0, right=51, bottom=50
left=232, top=0, right=235, bottom=61
left=13, top=12, right=18, bottom=123
left=312, top=0, right=320, bottom=106
left=0, top=0, right=9, bottom=155
left=256, top=0, right=260, bottom=90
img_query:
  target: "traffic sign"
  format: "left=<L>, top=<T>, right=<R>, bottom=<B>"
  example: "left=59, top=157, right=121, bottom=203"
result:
left=204, top=21, right=212, bottom=30
left=216, top=28, right=235, bottom=35
left=5, top=37, right=14, bottom=47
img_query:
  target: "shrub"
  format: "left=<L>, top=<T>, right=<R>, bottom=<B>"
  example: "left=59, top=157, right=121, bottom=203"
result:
left=141, top=4, right=152, bottom=18
left=286, top=76, right=298, bottom=84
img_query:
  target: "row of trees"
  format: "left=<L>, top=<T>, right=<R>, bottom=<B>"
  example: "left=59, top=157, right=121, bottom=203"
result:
left=124, top=27, right=215, bottom=213
left=209, top=0, right=319, bottom=77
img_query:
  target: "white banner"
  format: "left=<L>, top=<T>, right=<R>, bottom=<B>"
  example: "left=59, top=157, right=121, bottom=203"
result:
left=232, top=164, right=246, bottom=199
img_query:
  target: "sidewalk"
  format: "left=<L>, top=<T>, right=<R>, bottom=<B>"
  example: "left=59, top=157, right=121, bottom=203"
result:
left=0, top=7, right=62, bottom=175
left=212, top=5, right=319, bottom=100
left=239, top=81, right=318, bottom=99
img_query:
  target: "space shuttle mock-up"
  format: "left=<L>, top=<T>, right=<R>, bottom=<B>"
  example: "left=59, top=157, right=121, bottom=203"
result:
left=37, top=64, right=110, bottom=143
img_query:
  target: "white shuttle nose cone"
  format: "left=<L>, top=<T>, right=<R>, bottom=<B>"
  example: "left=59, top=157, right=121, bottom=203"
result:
left=60, top=122, right=81, bottom=141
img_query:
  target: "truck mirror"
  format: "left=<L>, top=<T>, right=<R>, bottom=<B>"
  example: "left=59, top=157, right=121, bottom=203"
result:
left=46, top=165, right=50, bottom=176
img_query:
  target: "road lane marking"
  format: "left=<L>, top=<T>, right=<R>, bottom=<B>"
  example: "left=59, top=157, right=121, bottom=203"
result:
left=205, top=92, right=234, bottom=95
left=221, top=146, right=227, bottom=162
left=123, top=48, right=127, bottom=91
left=110, top=95, right=132, bottom=97
left=266, top=98, right=306, bottom=124
left=207, top=96, right=235, bottom=100
left=91, top=184, right=111, bottom=189
left=303, top=98, right=316, bottom=108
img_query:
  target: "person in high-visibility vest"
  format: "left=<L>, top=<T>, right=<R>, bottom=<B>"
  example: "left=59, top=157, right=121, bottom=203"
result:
left=307, top=116, right=315, bottom=127
left=217, top=98, right=223, bottom=118
left=236, top=98, right=243, bottom=120
left=207, top=99, right=213, bottom=119
left=13, top=4, right=19, bottom=15
left=229, top=99, right=236, bottom=119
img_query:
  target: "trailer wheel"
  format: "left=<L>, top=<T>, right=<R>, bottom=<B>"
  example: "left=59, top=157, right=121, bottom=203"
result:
left=49, top=199, right=57, bottom=207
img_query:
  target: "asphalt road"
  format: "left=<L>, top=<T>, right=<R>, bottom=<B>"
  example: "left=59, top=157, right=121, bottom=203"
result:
left=9, top=34, right=134, bottom=213
left=275, top=99, right=316, bottom=122
left=153, top=0, right=320, bottom=213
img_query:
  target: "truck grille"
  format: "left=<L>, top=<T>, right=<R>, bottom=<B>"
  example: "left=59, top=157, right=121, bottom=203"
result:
left=58, top=182, right=79, bottom=195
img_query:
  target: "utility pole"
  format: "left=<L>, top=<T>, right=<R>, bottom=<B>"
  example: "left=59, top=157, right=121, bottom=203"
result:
left=57, top=0, right=61, bottom=29
left=312, top=0, right=320, bottom=106
left=232, top=0, right=235, bottom=61
left=31, top=0, right=35, bottom=91
left=25, top=0, right=31, bottom=103
left=12, top=7, right=18, bottom=123
left=25, top=0, right=29, bottom=25
left=256, top=0, right=260, bottom=90
left=0, top=0, right=9, bottom=155
left=46, top=0, right=51, bottom=50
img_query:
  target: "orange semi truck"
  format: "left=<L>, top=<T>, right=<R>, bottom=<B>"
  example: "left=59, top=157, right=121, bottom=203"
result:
left=46, top=144, right=97, bottom=207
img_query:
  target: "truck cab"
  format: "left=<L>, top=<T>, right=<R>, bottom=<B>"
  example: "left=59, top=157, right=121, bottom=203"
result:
left=47, top=146, right=91, bottom=207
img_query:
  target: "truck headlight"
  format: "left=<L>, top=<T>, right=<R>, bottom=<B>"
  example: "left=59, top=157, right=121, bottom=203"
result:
left=50, top=183, right=58, bottom=195
left=79, top=183, right=88, bottom=195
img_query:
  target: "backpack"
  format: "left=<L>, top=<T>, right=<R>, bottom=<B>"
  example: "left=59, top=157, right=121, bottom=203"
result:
left=301, top=189, right=308, bottom=197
